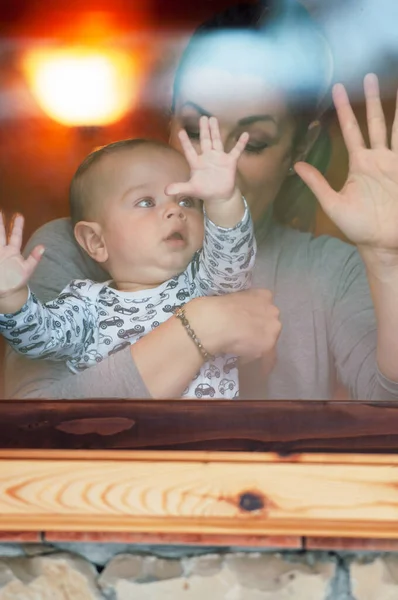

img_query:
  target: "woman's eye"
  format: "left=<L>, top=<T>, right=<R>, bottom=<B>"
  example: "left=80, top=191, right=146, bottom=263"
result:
left=185, top=128, right=200, bottom=141
left=137, top=198, right=155, bottom=208
left=245, top=142, right=269, bottom=154
left=179, top=197, right=195, bottom=208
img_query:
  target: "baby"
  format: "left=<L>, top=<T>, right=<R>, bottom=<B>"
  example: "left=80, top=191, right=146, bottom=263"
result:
left=0, top=117, right=256, bottom=399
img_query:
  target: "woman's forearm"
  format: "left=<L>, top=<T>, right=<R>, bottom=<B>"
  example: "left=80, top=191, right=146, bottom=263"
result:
left=131, top=301, right=205, bottom=398
left=360, top=248, right=398, bottom=382
left=6, top=309, right=206, bottom=400
left=5, top=344, right=150, bottom=399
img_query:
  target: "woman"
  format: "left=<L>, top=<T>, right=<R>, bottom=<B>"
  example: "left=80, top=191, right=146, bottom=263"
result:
left=4, top=1, right=398, bottom=400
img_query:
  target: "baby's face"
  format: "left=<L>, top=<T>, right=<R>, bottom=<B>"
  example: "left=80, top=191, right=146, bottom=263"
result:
left=92, top=145, right=204, bottom=291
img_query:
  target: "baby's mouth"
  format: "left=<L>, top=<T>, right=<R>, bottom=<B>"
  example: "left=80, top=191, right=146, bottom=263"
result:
left=166, top=232, right=185, bottom=242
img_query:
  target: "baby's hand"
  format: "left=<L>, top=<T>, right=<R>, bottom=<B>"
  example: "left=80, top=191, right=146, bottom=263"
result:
left=0, top=213, right=44, bottom=301
left=165, top=116, right=248, bottom=204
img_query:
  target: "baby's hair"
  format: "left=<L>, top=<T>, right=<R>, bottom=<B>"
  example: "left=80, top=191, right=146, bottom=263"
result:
left=69, top=138, right=170, bottom=225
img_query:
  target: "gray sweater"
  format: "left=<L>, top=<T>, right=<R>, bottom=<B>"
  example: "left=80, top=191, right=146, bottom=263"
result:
left=4, top=217, right=398, bottom=399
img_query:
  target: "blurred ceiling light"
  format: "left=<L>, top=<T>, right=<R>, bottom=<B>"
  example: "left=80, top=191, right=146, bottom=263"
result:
left=24, top=47, right=137, bottom=126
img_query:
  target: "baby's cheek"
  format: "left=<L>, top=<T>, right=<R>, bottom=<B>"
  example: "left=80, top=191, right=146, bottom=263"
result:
left=194, top=219, right=205, bottom=247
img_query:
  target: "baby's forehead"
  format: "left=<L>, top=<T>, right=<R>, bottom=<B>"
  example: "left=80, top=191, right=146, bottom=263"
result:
left=87, top=143, right=189, bottom=202
left=99, top=143, right=186, bottom=172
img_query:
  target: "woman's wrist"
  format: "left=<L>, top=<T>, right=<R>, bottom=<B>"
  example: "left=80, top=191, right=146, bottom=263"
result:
left=359, top=245, right=398, bottom=281
left=184, top=296, right=229, bottom=356
left=174, top=306, right=215, bottom=361
left=130, top=307, right=205, bottom=398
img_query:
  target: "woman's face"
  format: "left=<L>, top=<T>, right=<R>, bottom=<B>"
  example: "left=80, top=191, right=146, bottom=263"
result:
left=170, top=66, right=297, bottom=224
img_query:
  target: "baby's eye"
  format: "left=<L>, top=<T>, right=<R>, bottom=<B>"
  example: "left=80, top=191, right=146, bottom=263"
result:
left=137, top=197, right=155, bottom=208
left=179, top=197, right=195, bottom=208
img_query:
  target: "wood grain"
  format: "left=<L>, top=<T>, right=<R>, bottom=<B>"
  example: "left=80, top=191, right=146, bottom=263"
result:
left=1, top=401, right=398, bottom=537
left=1, top=451, right=398, bottom=537
left=3, top=449, right=398, bottom=465
left=1, top=400, right=398, bottom=453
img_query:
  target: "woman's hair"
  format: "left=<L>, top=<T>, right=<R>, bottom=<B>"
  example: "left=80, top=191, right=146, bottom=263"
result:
left=172, top=0, right=333, bottom=232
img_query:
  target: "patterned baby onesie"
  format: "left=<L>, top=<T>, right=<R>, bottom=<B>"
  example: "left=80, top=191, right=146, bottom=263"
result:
left=0, top=204, right=255, bottom=399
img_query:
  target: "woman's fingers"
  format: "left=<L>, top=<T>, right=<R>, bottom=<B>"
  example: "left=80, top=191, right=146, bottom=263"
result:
left=294, top=161, right=338, bottom=217
left=0, top=212, right=6, bottom=247
left=199, top=115, right=212, bottom=152
left=178, top=129, right=198, bottom=166
left=364, top=73, right=387, bottom=149
left=333, top=82, right=365, bottom=154
left=8, top=214, right=24, bottom=250
left=261, top=348, right=277, bottom=376
left=219, top=288, right=281, bottom=359
left=229, top=132, right=249, bottom=160
left=392, top=88, right=398, bottom=153
left=208, top=116, right=224, bottom=152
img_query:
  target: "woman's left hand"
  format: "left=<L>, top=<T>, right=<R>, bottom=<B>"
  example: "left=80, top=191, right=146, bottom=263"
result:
left=295, top=73, right=398, bottom=256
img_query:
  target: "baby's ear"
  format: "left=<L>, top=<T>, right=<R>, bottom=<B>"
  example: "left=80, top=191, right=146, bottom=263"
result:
left=74, top=221, right=108, bottom=263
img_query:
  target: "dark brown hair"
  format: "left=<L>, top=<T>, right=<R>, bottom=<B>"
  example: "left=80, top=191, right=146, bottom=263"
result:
left=172, top=1, right=333, bottom=232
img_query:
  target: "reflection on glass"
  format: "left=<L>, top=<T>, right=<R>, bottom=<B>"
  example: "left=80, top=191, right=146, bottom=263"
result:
left=24, top=47, right=137, bottom=126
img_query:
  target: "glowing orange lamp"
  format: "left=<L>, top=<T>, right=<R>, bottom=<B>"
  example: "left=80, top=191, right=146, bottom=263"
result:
left=24, top=47, right=137, bottom=127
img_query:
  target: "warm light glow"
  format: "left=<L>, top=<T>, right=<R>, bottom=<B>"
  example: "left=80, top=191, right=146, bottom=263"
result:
left=24, top=47, right=137, bottom=126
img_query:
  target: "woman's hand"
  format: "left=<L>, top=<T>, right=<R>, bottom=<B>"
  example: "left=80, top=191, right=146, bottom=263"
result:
left=295, top=74, right=398, bottom=259
left=0, top=213, right=44, bottom=312
left=187, top=288, right=282, bottom=361
left=132, top=288, right=281, bottom=399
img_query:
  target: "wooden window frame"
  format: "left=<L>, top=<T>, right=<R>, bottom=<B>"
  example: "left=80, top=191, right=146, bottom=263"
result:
left=0, top=399, right=397, bottom=539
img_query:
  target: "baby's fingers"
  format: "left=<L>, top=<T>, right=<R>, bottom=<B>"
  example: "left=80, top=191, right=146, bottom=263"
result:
left=229, top=132, right=249, bottom=160
left=165, top=181, right=194, bottom=197
left=8, top=214, right=25, bottom=250
left=24, top=244, right=45, bottom=277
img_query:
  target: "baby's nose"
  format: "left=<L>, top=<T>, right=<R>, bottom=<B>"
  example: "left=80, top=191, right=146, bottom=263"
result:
left=165, top=203, right=186, bottom=220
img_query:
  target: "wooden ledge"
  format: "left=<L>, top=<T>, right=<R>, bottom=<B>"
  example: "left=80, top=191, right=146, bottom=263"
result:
left=0, top=400, right=398, bottom=538
left=0, top=449, right=397, bottom=537
left=1, top=399, right=398, bottom=452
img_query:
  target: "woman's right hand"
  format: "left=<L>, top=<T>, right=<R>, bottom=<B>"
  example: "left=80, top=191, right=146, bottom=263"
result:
left=187, top=288, right=282, bottom=361
left=132, top=288, right=281, bottom=399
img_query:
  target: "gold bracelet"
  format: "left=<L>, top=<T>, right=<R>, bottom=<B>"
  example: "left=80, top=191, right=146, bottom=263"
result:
left=174, top=306, right=215, bottom=362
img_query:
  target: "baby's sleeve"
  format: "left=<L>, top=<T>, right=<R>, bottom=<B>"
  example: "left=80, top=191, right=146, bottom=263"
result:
left=0, top=281, right=95, bottom=362
left=188, top=197, right=256, bottom=297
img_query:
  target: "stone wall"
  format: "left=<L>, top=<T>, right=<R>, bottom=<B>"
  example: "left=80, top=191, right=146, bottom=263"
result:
left=0, top=541, right=396, bottom=599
